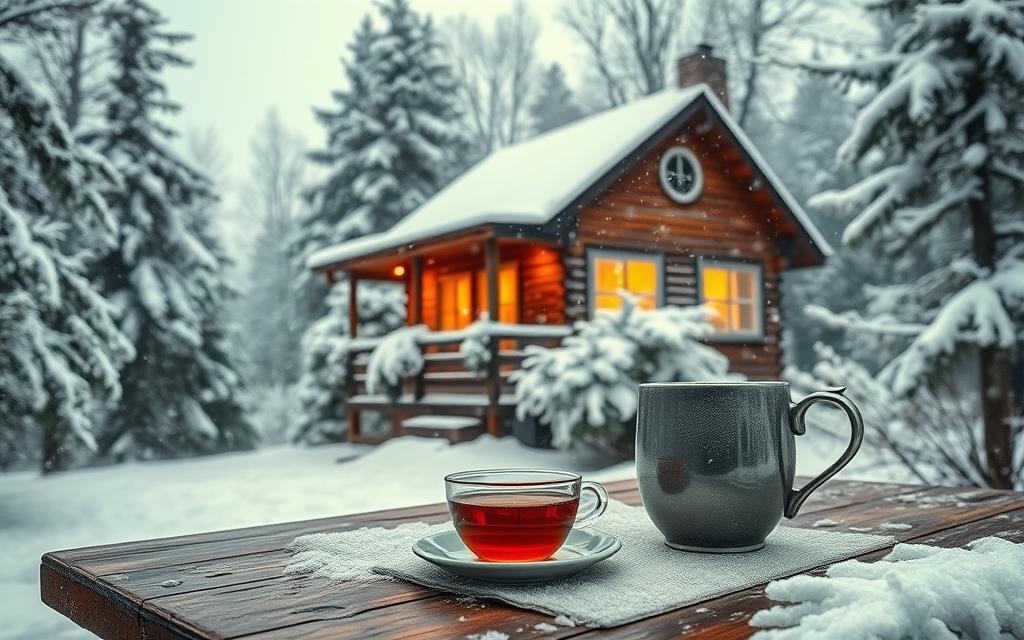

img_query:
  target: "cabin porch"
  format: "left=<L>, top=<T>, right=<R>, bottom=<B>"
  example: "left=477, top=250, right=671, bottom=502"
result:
left=343, top=323, right=570, bottom=444
left=333, top=229, right=570, bottom=444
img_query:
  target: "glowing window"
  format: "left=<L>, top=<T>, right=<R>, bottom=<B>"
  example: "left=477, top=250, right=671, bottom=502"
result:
left=589, top=251, right=662, bottom=313
left=699, top=260, right=763, bottom=338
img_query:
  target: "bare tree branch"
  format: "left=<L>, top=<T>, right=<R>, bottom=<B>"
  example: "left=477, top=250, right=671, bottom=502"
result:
left=559, top=0, right=685, bottom=106
left=444, top=1, right=538, bottom=153
left=0, top=0, right=94, bottom=30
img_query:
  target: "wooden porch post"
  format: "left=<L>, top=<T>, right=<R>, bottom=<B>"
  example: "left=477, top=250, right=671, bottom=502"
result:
left=346, top=271, right=360, bottom=442
left=484, top=238, right=503, bottom=436
left=347, top=271, right=359, bottom=338
left=410, top=256, right=425, bottom=401
left=410, top=256, right=423, bottom=325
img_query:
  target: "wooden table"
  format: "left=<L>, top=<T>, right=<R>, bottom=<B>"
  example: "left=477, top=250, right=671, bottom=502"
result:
left=41, top=478, right=1024, bottom=639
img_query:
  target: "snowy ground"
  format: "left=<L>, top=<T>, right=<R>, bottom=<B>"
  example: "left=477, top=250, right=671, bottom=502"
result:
left=0, top=431, right=905, bottom=639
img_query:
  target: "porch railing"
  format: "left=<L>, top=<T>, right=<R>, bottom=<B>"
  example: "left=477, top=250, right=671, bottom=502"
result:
left=344, top=323, right=571, bottom=442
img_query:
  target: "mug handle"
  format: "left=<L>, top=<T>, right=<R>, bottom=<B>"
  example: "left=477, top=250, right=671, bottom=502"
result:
left=784, top=386, right=864, bottom=518
left=574, top=481, right=609, bottom=528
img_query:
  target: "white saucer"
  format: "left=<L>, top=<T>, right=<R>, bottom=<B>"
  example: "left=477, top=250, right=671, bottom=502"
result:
left=412, top=528, right=621, bottom=583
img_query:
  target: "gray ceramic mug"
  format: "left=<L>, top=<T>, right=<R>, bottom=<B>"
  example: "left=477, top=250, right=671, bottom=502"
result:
left=636, top=382, right=864, bottom=553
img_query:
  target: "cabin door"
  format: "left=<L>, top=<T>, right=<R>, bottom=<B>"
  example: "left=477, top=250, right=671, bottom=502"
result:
left=438, top=272, right=474, bottom=330
left=436, top=263, right=519, bottom=331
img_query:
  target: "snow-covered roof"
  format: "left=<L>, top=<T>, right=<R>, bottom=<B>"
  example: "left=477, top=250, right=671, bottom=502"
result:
left=308, top=84, right=830, bottom=269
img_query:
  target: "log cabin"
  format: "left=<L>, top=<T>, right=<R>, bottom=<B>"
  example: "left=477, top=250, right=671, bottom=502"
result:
left=307, top=45, right=830, bottom=444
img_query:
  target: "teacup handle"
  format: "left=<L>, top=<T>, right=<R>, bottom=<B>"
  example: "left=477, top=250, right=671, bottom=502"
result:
left=574, top=481, right=609, bottom=528
left=784, top=386, right=865, bottom=518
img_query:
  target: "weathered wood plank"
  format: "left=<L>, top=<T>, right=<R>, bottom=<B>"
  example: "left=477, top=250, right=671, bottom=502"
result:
left=41, top=562, right=140, bottom=640
left=143, top=577, right=437, bottom=640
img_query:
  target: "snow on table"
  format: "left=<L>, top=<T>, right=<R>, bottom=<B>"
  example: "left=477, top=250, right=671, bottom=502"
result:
left=751, top=537, right=1024, bottom=639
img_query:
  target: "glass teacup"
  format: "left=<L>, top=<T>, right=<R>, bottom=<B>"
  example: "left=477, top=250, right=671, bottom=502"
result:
left=445, top=469, right=609, bottom=562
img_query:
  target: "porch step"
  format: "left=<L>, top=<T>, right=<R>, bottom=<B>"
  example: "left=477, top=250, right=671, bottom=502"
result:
left=401, top=415, right=483, bottom=444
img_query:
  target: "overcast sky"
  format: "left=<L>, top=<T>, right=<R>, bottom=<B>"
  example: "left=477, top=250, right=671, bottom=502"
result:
left=160, top=1, right=580, bottom=192
left=154, top=0, right=594, bottom=262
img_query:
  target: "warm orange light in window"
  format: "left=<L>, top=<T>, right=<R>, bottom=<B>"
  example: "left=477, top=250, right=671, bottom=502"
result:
left=702, top=267, right=729, bottom=299
left=627, top=261, right=657, bottom=295
left=393, top=265, right=406, bottom=277
left=594, top=258, right=625, bottom=291
left=700, top=264, right=761, bottom=335
left=595, top=293, right=622, bottom=310
left=592, top=255, right=659, bottom=311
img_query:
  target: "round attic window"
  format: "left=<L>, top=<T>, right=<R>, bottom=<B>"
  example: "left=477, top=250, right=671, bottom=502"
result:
left=658, top=147, right=703, bottom=204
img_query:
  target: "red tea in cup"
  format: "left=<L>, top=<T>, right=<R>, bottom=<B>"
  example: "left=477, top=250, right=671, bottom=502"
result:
left=450, top=492, right=579, bottom=562
left=444, top=470, right=609, bottom=562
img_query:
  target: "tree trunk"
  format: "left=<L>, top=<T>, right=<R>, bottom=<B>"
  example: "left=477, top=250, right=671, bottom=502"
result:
left=735, top=0, right=763, bottom=127
left=40, top=411, right=65, bottom=474
left=966, top=78, right=1013, bottom=489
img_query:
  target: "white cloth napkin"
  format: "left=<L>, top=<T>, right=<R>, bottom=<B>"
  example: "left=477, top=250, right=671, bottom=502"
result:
left=286, top=499, right=893, bottom=628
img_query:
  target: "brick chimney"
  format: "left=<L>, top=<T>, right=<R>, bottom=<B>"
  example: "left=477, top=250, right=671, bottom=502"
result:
left=677, top=43, right=728, bottom=109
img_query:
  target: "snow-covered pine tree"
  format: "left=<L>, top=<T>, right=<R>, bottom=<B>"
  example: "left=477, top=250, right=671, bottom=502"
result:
left=0, top=0, right=133, bottom=472
left=807, top=0, right=1024, bottom=488
left=91, top=0, right=255, bottom=458
left=530, top=63, right=584, bottom=135
left=292, top=16, right=376, bottom=331
left=765, top=63, right=877, bottom=371
left=293, top=0, right=467, bottom=442
left=237, top=111, right=307, bottom=388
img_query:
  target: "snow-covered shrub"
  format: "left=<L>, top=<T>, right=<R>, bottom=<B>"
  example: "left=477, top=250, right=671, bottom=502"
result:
left=513, top=293, right=734, bottom=453
left=459, top=319, right=492, bottom=373
left=366, top=325, right=428, bottom=399
left=293, top=281, right=405, bottom=444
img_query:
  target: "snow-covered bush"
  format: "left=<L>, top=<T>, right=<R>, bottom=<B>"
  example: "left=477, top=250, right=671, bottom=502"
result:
left=459, top=319, right=492, bottom=372
left=293, top=281, right=405, bottom=444
left=513, top=293, right=734, bottom=453
left=366, top=325, right=428, bottom=399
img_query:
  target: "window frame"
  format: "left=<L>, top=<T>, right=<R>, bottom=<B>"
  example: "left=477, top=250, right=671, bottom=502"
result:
left=658, top=146, right=704, bottom=204
left=586, top=248, right=665, bottom=317
left=696, top=257, right=765, bottom=342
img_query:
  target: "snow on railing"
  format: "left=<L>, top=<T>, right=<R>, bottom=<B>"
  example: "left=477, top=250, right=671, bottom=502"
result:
left=348, top=321, right=571, bottom=354
left=353, top=321, right=571, bottom=401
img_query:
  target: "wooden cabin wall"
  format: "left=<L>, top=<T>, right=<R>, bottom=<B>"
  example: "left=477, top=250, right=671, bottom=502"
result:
left=568, top=119, right=785, bottom=380
left=518, top=246, right=566, bottom=326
